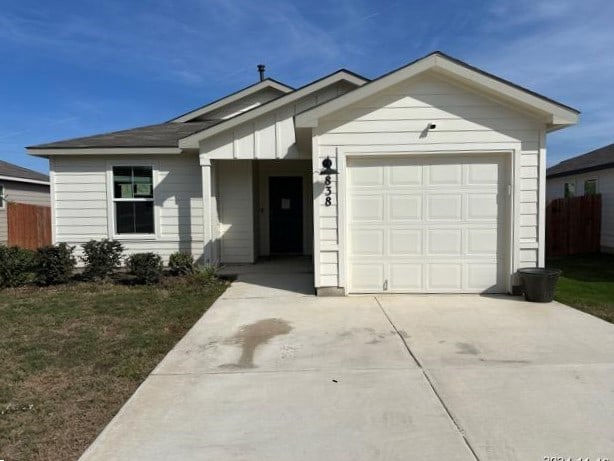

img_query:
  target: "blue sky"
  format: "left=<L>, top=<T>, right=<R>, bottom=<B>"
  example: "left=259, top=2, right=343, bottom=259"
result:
left=1, top=0, right=612, bottom=174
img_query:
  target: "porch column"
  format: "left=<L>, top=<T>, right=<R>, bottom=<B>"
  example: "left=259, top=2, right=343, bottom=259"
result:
left=200, top=158, right=213, bottom=265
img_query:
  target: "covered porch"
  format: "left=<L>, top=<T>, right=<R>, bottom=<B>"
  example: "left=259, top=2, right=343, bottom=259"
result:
left=201, top=159, right=314, bottom=265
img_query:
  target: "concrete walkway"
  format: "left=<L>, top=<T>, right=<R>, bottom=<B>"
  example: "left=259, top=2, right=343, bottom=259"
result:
left=80, top=265, right=614, bottom=461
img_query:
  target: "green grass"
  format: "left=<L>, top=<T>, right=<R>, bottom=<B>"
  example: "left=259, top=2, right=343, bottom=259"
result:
left=0, top=274, right=227, bottom=461
left=547, top=253, right=614, bottom=323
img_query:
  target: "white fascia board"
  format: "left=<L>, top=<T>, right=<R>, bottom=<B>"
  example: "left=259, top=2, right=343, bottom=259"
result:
left=296, top=54, right=579, bottom=128
left=27, top=147, right=182, bottom=157
left=433, top=57, right=579, bottom=126
left=178, top=72, right=368, bottom=149
left=0, top=175, right=49, bottom=186
left=169, top=80, right=293, bottom=123
left=295, top=56, right=437, bottom=128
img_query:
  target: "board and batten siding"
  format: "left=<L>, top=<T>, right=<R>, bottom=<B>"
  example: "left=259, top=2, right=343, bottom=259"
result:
left=0, top=180, right=50, bottom=244
left=51, top=154, right=204, bottom=262
left=547, top=168, right=614, bottom=252
left=313, top=72, right=545, bottom=289
left=216, top=160, right=255, bottom=263
left=200, top=81, right=357, bottom=161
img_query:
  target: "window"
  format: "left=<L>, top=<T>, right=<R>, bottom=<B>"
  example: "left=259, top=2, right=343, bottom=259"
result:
left=0, top=185, right=4, bottom=209
left=584, top=179, right=598, bottom=195
left=112, top=166, right=154, bottom=234
left=564, top=182, right=575, bottom=198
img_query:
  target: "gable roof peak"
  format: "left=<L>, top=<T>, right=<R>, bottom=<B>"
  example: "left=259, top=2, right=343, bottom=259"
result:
left=296, top=50, right=579, bottom=130
left=169, top=77, right=294, bottom=123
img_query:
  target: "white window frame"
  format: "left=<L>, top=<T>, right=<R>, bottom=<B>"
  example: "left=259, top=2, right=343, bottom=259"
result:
left=106, top=161, right=160, bottom=240
left=583, top=178, right=598, bottom=195
left=0, top=184, right=4, bottom=209
left=564, top=181, right=575, bottom=198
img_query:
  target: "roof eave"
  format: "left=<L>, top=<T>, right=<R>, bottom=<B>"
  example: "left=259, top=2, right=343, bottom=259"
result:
left=547, top=162, right=614, bottom=179
left=0, top=175, right=49, bottom=186
left=27, top=146, right=183, bottom=157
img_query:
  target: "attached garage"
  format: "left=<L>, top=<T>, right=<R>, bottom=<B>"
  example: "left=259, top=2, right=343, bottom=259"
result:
left=296, top=53, right=579, bottom=295
left=346, top=155, right=509, bottom=293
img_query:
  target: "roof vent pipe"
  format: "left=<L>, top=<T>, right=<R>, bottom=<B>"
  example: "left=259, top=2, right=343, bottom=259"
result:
left=257, top=64, right=266, bottom=81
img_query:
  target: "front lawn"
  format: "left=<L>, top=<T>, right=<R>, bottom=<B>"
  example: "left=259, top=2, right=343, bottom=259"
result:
left=0, top=275, right=227, bottom=461
left=547, top=253, right=614, bottom=324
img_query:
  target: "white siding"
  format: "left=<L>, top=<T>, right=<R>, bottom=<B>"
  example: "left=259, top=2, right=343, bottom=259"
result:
left=314, top=71, right=545, bottom=290
left=52, top=154, right=204, bottom=263
left=547, top=167, right=614, bottom=252
left=201, top=81, right=357, bottom=160
left=216, top=160, right=255, bottom=263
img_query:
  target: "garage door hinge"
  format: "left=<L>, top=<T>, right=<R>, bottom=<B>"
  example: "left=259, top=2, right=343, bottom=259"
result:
left=383, top=280, right=388, bottom=291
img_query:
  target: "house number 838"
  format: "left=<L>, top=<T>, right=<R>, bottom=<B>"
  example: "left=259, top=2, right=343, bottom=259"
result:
left=324, top=175, right=332, bottom=206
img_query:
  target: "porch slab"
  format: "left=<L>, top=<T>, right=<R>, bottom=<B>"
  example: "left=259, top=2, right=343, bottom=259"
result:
left=220, top=272, right=315, bottom=299
left=79, top=369, right=475, bottom=461
left=218, top=257, right=315, bottom=298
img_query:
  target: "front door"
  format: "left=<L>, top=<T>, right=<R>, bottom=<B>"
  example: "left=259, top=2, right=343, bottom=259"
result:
left=269, top=176, right=303, bottom=254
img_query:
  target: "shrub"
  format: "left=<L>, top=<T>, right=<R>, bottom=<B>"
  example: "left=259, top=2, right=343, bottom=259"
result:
left=81, top=239, right=124, bottom=280
left=168, top=252, right=195, bottom=275
left=36, top=243, right=76, bottom=285
left=127, top=252, right=163, bottom=284
left=189, top=264, right=218, bottom=285
left=0, top=245, right=36, bottom=288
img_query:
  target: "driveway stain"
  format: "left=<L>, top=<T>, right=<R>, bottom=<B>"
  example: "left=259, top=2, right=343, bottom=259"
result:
left=456, top=342, right=480, bottom=355
left=220, top=318, right=292, bottom=369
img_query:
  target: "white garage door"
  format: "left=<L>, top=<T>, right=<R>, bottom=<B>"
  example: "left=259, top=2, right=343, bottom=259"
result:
left=347, top=155, right=507, bottom=293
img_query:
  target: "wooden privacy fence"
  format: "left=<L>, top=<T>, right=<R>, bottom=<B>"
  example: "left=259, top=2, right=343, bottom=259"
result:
left=546, top=194, right=601, bottom=258
left=7, top=202, right=52, bottom=250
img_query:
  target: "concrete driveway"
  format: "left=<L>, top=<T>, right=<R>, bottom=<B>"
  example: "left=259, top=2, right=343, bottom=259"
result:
left=80, top=266, right=614, bottom=461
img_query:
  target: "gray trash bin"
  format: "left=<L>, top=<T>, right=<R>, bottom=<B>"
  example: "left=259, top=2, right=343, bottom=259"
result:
left=518, top=268, right=562, bottom=302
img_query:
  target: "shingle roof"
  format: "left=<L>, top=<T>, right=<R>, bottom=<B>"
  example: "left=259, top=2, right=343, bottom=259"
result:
left=0, top=160, right=49, bottom=182
left=547, top=143, right=614, bottom=178
left=28, top=121, right=218, bottom=149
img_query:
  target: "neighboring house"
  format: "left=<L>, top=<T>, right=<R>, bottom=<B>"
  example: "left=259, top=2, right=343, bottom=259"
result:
left=27, top=51, right=578, bottom=295
left=0, top=160, right=50, bottom=245
left=546, top=143, right=614, bottom=253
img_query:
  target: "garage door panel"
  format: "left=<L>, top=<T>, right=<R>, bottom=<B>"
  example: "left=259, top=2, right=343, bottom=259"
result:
left=390, top=264, right=423, bottom=291
left=467, top=228, right=498, bottom=255
left=427, top=164, right=462, bottom=186
left=389, top=194, right=422, bottom=221
left=466, top=162, right=499, bottom=185
left=389, top=229, right=422, bottom=255
left=427, top=194, right=462, bottom=220
left=389, top=164, right=422, bottom=186
left=427, top=263, right=462, bottom=290
left=349, top=164, right=384, bottom=187
left=351, top=229, right=384, bottom=256
left=348, top=155, right=506, bottom=293
left=467, top=193, right=498, bottom=220
left=350, top=264, right=384, bottom=292
left=427, top=229, right=462, bottom=255
left=350, top=195, right=384, bottom=221
left=466, top=263, right=499, bottom=290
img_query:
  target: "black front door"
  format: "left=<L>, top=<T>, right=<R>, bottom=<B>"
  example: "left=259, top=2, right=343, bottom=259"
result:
left=269, top=176, right=303, bottom=254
